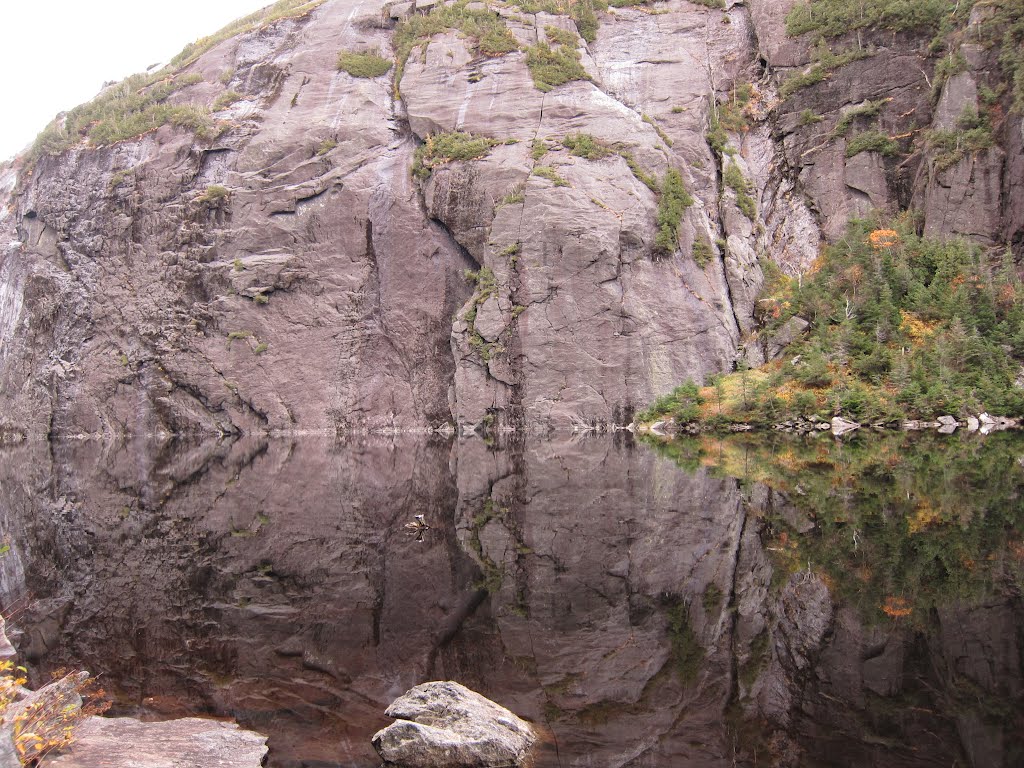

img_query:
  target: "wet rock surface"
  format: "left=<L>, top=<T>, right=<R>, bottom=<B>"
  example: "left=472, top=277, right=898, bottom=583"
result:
left=0, top=435, right=1020, bottom=767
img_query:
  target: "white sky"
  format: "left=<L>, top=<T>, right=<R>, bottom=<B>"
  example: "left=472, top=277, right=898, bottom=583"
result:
left=0, top=0, right=276, bottom=161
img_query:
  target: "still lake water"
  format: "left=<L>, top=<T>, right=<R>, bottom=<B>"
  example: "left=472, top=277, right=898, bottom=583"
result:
left=0, top=431, right=1021, bottom=767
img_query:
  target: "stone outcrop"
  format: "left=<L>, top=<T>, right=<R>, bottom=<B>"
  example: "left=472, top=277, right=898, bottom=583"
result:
left=372, top=681, right=535, bottom=767
left=42, top=717, right=268, bottom=767
left=0, top=0, right=1022, bottom=436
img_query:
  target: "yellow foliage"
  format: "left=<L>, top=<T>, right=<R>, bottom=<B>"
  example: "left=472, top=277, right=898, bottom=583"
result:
left=868, top=228, right=899, bottom=249
left=899, top=311, right=939, bottom=344
left=907, top=500, right=943, bottom=534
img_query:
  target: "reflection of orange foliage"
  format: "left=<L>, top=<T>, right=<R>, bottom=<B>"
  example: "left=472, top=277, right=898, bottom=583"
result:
left=869, top=229, right=899, bottom=249
left=882, top=596, right=913, bottom=618
left=908, top=500, right=943, bottom=533
left=1010, top=540, right=1024, bottom=561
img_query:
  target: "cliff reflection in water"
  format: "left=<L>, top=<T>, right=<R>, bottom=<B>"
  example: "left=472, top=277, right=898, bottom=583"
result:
left=0, top=432, right=1021, bottom=767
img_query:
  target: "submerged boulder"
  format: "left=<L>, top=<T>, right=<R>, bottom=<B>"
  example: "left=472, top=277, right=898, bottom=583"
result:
left=372, top=681, right=535, bottom=768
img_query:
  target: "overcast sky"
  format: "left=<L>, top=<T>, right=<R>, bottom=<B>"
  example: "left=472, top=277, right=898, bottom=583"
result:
left=0, top=0, right=275, bottom=161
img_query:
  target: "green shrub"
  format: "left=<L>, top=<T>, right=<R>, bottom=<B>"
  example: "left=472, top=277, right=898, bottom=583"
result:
left=779, top=45, right=871, bottom=98
left=620, top=152, right=659, bottom=192
left=412, top=131, right=498, bottom=178
left=197, top=185, right=230, bottom=204
left=394, top=1, right=520, bottom=95
left=832, top=98, right=887, bottom=136
left=337, top=50, right=393, bottom=78
left=544, top=25, right=578, bottom=47
left=723, top=164, right=756, bottom=220
left=478, top=27, right=519, bottom=56
left=653, top=169, right=693, bottom=256
left=637, top=380, right=705, bottom=423
left=571, top=0, right=599, bottom=43
left=926, top=108, right=994, bottom=170
left=30, top=73, right=211, bottom=158
left=533, top=166, right=571, bottom=187
left=316, top=138, right=338, bottom=156
left=786, top=0, right=955, bottom=38
left=844, top=129, right=900, bottom=158
left=798, top=109, right=824, bottom=125
left=717, top=82, right=754, bottom=132
left=213, top=90, right=243, bottom=111
left=692, top=238, right=713, bottom=268
left=526, top=42, right=591, bottom=92
left=562, top=132, right=612, bottom=159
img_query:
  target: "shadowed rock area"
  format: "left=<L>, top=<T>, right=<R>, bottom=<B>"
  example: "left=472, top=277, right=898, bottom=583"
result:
left=0, top=434, right=1020, bottom=767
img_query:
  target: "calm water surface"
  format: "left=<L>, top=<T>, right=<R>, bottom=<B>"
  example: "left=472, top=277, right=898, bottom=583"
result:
left=0, top=432, right=1021, bottom=767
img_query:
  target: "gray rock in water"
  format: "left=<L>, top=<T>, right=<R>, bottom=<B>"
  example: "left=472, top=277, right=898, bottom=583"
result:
left=830, top=417, right=860, bottom=436
left=373, top=681, right=535, bottom=768
left=42, top=717, right=267, bottom=767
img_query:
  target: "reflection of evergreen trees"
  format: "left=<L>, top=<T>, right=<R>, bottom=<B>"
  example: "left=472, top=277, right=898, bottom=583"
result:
left=648, top=432, right=1024, bottom=624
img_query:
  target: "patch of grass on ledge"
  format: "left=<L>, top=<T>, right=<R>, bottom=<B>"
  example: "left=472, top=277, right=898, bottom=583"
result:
left=845, top=129, right=900, bottom=158
left=337, top=50, right=393, bottom=78
left=394, top=1, right=520, bottom=95
left=171, top=0, right=327, bottom=69
left=639, top=216, right=1024, bottom=428
left=413, top=131, right=498, bottom=179
left=779, top=44, right=872, bottom=99
left=526, top=41, right=591, bottom=92
left=30, top=73, right=212, bottom=158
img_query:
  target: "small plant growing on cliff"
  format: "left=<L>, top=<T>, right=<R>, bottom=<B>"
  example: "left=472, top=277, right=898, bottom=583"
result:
left=562, top=133, right=612, bottom=160
left=412, top=131, right=498, bottom=179
left=316, top=138, right=338, bottom=156
left=723, top=164, right=756, bottom=220
left=653, top=169, right=693, bottom=256
left=779, top=43, right=871, bottom=99
left=197, top=185, right=231, bottom=205
left=337, top=50, right=393, bottom=78
left=526, top=41, right=591, bottom=92
left=692, top=238, right=713, bottom=268
left=533, top=166, right=570, bottom=187
left=212, top=90, right=243, bottom=111
left=926, top=107, right=994, bottom=171
left=844, top=129, right=899, bottom=158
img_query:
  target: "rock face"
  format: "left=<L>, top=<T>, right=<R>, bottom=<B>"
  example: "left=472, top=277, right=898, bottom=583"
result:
left=0, top=0, right=1022, bottom=436
left=42, top=717, right=268, bottom=767
left=372, top=681, right=535, bottom=767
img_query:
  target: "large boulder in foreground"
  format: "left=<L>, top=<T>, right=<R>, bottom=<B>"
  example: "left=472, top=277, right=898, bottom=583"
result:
left=42, top=717, right=267, bottom=767
left=372, top=681, right=535, bottom=768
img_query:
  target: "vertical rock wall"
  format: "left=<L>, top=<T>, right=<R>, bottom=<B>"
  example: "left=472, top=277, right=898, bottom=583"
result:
left=0, top=0, right=1021, bottom=436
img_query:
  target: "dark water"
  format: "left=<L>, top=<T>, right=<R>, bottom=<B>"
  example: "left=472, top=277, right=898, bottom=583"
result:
left=0, top=431, right=1021, bottom=767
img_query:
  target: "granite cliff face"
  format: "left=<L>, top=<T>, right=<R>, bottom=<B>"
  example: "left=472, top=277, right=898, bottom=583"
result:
left=1, top=0, right=1022, bottom=436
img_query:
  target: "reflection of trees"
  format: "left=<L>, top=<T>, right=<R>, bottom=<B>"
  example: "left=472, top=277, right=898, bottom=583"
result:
left=648, top=432, right=1024, bottom=624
